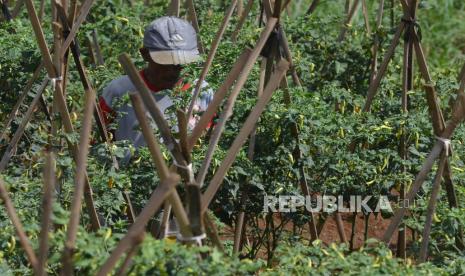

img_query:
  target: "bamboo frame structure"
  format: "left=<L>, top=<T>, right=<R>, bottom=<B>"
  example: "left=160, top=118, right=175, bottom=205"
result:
left=1, top=0, right=465, bottom=273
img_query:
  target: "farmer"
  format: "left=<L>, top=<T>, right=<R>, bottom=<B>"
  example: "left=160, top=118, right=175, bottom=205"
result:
left=99, top=16, right=213, bottom=161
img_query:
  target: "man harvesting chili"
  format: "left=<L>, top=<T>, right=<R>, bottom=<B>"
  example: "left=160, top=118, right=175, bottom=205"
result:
left=99, top=16, right=213, bottom=162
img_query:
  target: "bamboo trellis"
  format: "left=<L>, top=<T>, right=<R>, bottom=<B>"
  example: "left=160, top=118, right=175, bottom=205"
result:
left=0, top=0, right=464, bottom=274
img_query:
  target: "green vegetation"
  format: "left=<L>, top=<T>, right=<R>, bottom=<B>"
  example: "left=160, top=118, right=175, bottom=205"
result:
left=0, top=0, right=464, bottom=274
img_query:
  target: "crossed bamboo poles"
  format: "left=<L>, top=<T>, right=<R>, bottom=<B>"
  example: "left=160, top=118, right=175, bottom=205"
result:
left=356, top=0, right=464, bottom=260
left=0, top=0, right=291, bottom=273
left=0, top=0, right=464, bottom=273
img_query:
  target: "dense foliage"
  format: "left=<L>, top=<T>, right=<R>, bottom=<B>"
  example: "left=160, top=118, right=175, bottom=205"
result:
left=1, top=0, right=465, bottom=274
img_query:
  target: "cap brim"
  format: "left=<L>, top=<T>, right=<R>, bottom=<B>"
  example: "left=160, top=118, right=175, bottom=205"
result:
left=149, top=50, right=200, bottom=65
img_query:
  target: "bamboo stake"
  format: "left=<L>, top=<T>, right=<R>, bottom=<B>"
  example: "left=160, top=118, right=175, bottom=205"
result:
left=419, top=152, right=446, bottom=262
left=1, top=0, right=12, bottom=20
left=185, top=0, right=204, bottom=54
left=167, top=0, right=180, bottom=16
left=38, top=0, right=45, bottom=22
left=0, top=78, right=49, bottom=172
left=189, top=49, right=252, bottom=149
left=0, top=178, right=39, bottom=272
left=382, top=93, right=465, bottom=244
left=11, top=0, right=24, bottom=18
left=337, top=0, right=360, bottom=42
left=231, top=0, right=253, bottom=42
left=129, top=94, right=191, bottom=237
left=306, top=0, right=319, bottom=15
left=233, top=58, right=266, bottom=254
left=361, top=0, right=370, bottom=35
left=369, top=0, right=384, bottom=83
left=91, top=29, right=104, bottom=66
left=37, top=152, right=56, bottom=276
left=97, top=174, right=180, bottom=276
left=0, top=61, right=44, bottom=143
left=278, top=26, right=302, bottom=87
left=201, top=59, right=290, bottom=213
left=196, top=18, right=278, bottom=187
left=186, top=0, right=237, bottom=119
left=61, top=82, right=96, bottom=276
left=363, top=21, right=406, bottom=111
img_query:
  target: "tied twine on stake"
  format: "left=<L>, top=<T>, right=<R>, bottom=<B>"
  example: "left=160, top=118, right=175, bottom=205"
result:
left=48, top=76, right=63, bottom=91
left=176, top=232, right=206, bottom=245
left=401, top=16, right=422, bottom=43
left=436, top=136, right=452, bottom=156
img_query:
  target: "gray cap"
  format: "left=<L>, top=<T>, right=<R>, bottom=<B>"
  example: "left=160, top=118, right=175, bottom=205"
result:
left=143, top=16, right=200, bottom=65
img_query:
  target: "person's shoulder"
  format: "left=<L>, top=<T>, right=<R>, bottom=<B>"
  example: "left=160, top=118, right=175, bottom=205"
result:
left=104, top=75, right=136, bottom=94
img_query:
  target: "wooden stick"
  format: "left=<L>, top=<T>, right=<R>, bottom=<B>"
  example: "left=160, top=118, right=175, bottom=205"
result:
left=204, top=212, right=224, bottom=251
left=196, top=18, right=278, bottom=187
left=37, top=152, right=56, bottom=276
left=97, top=174, right=180, bottom=276
left=91, top=29, right=104, bottom=66
left=0, top=78, right=49, bottom=172
left=167, top=0, right=180, bottom=16
left=306, top=0, right=320, bottom=15
left=115, top=234, right=143, bottom=276
left=361, top=0, right=371, bottom=34
left=25, top=0, right=57, bottom=77
left=185, top=0, right=204, bottom=54
left=338, top=0, right=361, bottom=42
left=1, top=0, right=13, bottom=20
left=231, top=0, right=253, bottom=42
left=0, top=178, right=39, bottom=272
left=37, top=0, right=45, bottom=22
left=363, top=21, right=406, bottom=111
left=278, top=26, right=302, bottom=87
left=186, top=0, right=237, bottom=119
left=129, top=94, right=191, bottom=237
left=201, top=59, right=289, bottom=213
left=233, top=58, right=266, bottom=254
left=0, top=62, right=44, bottom=143
left=189, top=49, right=252, bottom=149
left=11, top=0, right=24, bottom=18
left=369, top=0, right=384, bottom=83
left=419, top=152, right=446, bottom=262
left=382, top=93, right=465, bottom=244
left=61, top=81, right=96, bottom=276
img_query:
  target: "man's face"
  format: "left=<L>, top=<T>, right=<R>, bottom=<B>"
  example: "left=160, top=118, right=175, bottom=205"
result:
left=140, top=47, right=184, bottom=90
left=149, top=61, right=183, bottom=89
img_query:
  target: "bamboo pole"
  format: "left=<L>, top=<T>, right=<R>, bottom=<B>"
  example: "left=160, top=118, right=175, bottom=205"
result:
left=61, top=81, right=96, bottom=276
left=0, top=78, right=49, bottom=172
left=201, top=59, right=290, bottom=213
left=382, top=93, right=465, bottom=244
left=1, top=0, right=12, bottom=20
left=37, top=152, right=56, bottom=276
left=195, top=18, right=278, bottom=187
left=185, top=0, right=204, bottom=54
left=369, top=0, right=384, bottom=83
left=363, top=21, right=406, bottom=111
left=189, top=49, right=252, bottom=149
left=306, top=0, right=319, bottom=15
left=418, top=152, right=446, bottom=262
left=11, top=0, right=24, bottom=18
left=0, top=178, right=39, bottom=272
left=231, top=0, right=253, bottom=42
left=97, top=174, right=180, bottom=276
left=91, top=29, right=104, bottom=66
left=186, top=0, right=237, bottom=119
left=361, top=0, right=371, bottom=35
left=167, top=0, right=180, bottom=16
left=129, top=94, right=191, bottom=235
left=337, top=0, right=361, bottom=42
